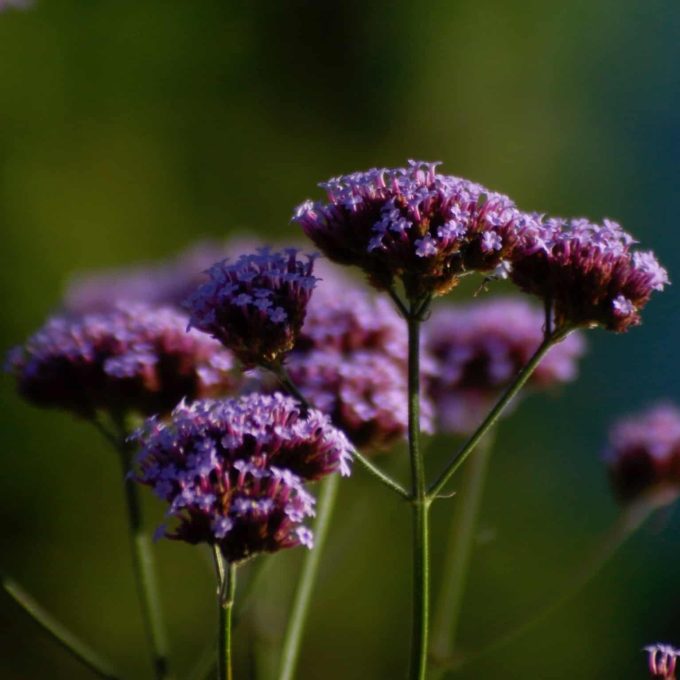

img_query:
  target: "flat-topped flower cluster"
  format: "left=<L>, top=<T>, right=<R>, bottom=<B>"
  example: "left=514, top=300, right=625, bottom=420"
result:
left=133, top=393, right=352, bottom=562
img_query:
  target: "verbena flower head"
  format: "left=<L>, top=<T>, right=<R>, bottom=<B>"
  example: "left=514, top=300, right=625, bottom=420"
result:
left=425, top=298, right=586, bottom=433
left=133, top=393, right=353, bottom=562
left=293, top=160, right=523, bottom=301
left=605, top=404, right=680, bottom=506
left=65, top=238, right=259, bottom=313
left=285, top=282, right=435, bottom=450
left=6, top=305, right=239, bottom=419
left=645, top=644, right=679, bottom=679
left=510, top=216, right=669, bottom=332
left=187, top=248, right=318, bottom=368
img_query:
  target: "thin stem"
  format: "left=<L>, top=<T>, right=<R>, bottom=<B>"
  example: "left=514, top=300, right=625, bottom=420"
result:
left=407, top=308, right=431, bottom=680
left=276, top=366, right=409, bottom=499
left=440, top=498, right=655, bottom=672
left=106, top=419, right=170, bottom=680
left=428, top=332, right=565, bottom=500
left=2, top=574, right=121, bottom=679
left=278, top=473, right=341, bottom=680
left=387, top=286, right=409, bottom=318
left=214, top=552, right=237, bottom=680
left=430, top=432, right=495, bottom=671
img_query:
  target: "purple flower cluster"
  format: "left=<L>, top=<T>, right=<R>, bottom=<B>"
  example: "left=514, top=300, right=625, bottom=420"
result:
left=285, top=282, right=435, bottom=450
left=604, top=404, right=680, bottom=505
left=645, top=644, right=679, bottom=679
left=187, top=248, right=318, bottom=368
left=293, top=160, right=522, bottom=300
left=511, top=217, right=669, bottom=332
left=65, top=238, right=259, bottom=314
left=425, top=298, right=586, bottom=433
left=6, top=304, right=239, bottom=418
left=133, top=393, right=352, bottom=562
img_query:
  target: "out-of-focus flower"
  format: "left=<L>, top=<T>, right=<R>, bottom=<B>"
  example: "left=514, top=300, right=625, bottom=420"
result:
left=133, top=393, right=353, bottom=562
left=645, top=644, right=679, bottom=679
left=424, top=298, right=586, bottom=434
left=187, top=248, right=317, bottom=368
left=65, top=239, right=259, bottom=313
left=6, top=304, right=240, bottom=418
left=510, top=216, right=668, bottom=332
left=605, top=404, right=680, bottom=506
left=293, top=160, right=524, bottom=301
left=285, top=282, right=435, bottom=451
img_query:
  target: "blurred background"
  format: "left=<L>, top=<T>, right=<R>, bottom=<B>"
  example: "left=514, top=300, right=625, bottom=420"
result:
left=1, top=1, right=678, bottom=678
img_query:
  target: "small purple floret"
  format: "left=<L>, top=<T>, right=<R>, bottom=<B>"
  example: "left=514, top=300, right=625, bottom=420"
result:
left=187, top=248, right=318, bottom=368
left=510, top=216, right=669, bottom=332
left=645, top=643, right=680, bottom=679
left=6, top=304, right=240, bottom=418
left=133, top=392, right=352, bottom=562
left=293, top=160, right=524, bottom=300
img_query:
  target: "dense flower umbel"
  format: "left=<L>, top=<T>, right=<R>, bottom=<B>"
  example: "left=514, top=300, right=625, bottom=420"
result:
left=65, top=238, right=259, bottom=313
left=285, top=283, right=435, bottom=450
left=510, top=216, right=669, bottom=332
left=604, top=404, right=680, bottom=505
left=187, top=249, right=318, bottom=368
left=293, top=160, right=524, bottom=301
left=645, top=644, right=680, bottom=679
left=425, top=298, right=585, bottom=433
left=6, top=305, right=240, bottom=418
left=133, top=393, right=352, bottom=562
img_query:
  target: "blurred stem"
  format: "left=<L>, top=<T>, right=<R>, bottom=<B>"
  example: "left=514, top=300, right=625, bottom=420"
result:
left=430, top=431, right=495, bottom=673
left=275, top=366, right=409, bottom=499
left=439, top=498, right=655, bottom=673
left=278, top=473, right=341, bottom=680
left=407, top=306, right=431, bottom=680
left=101, top=415, right=171, bottom=680
left=213, top=550, right=237, bottom=680
left=428, top=330, right=569, bottom=500
left=2, top=574, right=121, bottom=680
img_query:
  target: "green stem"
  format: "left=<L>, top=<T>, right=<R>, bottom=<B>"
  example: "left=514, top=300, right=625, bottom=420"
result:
left=430, top=432, right=495, bottom=674
left=439, top=498, right=655, bottom=673
left=214, top=551, right=237, bottom=680
left=407, top=309, right=431, bottom=680
left=2, top=574, right=121, bottom=679
left=114, top=428, right=171, bottom=680
left=278, top=473, right=341, bottom=680
left=428, top=332, right=565, bottom=500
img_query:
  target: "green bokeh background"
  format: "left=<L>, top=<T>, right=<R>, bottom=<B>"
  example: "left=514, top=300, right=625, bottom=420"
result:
left=1, top=1, right=678, bottom=678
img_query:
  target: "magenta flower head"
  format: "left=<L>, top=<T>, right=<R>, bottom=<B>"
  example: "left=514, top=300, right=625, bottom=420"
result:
left=6, top=304, right=239, bottom=419
left=133, top=393, right=353, bottom=562
left=293, top=160, right=522, bottom=301
left=425, top=298, right=586, bottom=434
left=605, top=404, right=680, bottom=506
left=187, top=248, right=318, bottom=368
left=65, top=238, right=260, bottom=314
left=645, top=644, right=679, bottom=679
left=285, top=283, right=435, bottom=450
left=510, top=216, right=669, bottom=332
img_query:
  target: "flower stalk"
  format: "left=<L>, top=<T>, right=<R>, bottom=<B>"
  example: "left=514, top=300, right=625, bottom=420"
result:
left=407, top=302, right=431, bottom=680
left=213, top=548, right=237, bottom=680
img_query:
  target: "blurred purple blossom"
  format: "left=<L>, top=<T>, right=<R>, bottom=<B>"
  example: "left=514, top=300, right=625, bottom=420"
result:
left=424, top=298, right=586, bottom=434
left=645, top=644, right=679, bottom=679
left=133, top=393, right=353, bottom=561
left=65, top=238, right=259, bottom=313
left=510, top=216, right=668, bottom=332
left=187, top=248, right=317, bottom=368
left=6, top=304, right=240, bottom=418
left=293, top=160, right=525, bottom=300
left=605, top=404, right=680, bottom=505
left=285, top=281, right=435, bottom=451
